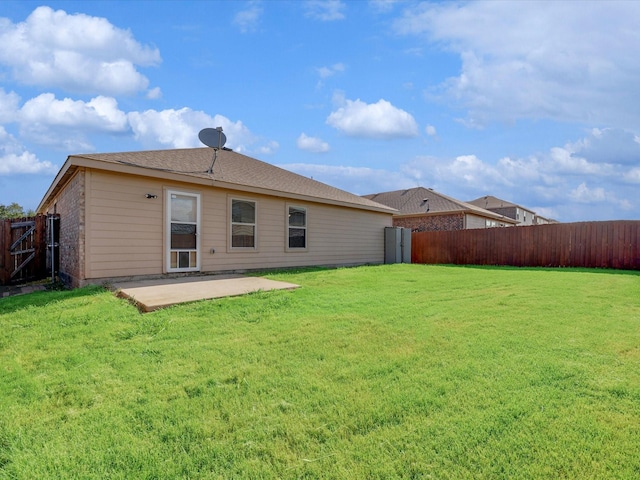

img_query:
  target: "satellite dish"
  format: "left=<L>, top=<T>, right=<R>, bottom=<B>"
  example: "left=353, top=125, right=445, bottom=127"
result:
left=199, top=127, right=226, bottom=149
left=199, top=127, right=226, bottom=174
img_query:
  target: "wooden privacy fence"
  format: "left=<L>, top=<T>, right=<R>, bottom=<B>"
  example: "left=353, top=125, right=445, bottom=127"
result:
left=0, top=214, right=57, bottom=285
left=412, top=221, right=640, bottom=270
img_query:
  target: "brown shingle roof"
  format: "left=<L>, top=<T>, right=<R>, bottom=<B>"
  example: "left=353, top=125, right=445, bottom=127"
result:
left=467, top=195, right=526, bottom=210
left=363, top=186, right=517, bottom=222
left=43, top=147, right=395, bottom=213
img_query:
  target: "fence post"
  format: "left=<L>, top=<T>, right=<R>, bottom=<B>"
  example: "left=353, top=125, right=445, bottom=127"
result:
left=33, top=215, right=45, bottom=278
left=1, top=219, right=5, bottom=284
left=1, top=218, right=10, bottom=285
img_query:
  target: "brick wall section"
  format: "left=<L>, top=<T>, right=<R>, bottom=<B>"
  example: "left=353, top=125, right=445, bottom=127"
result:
left=393, top=213, right=465, bottom=232
left=44, top=169, right=85, bottom=287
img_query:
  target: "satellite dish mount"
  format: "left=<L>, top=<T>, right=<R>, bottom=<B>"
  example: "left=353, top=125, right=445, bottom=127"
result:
left=198, top=127, right=227, bottom=174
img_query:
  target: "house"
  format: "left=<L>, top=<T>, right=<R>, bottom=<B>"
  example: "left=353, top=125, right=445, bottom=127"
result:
left=533, top=215, right=556, bottom=225
left=362, top=187, right=517, bottom=232
left=467, top=195, right=555, bottom=225
left=37, top=147, right=396, bottom=287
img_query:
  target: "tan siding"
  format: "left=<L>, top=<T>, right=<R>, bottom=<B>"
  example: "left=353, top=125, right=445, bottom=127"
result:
left=199, top=198, right=389, bottom=272
left=466, top=214, right=487, bottom=229
left=85, top=171, right=164, bottom=279
left=81, top=169, right=392, bottom=282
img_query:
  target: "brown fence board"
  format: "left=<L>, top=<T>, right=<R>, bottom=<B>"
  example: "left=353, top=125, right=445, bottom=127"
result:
left=412, top=221, right=640, bottom=270
left=0, top=219, right=10, bottom=285
left=622, top=223, right=632, bottom=268
left=631, top=224, right=640, bottom=270
left=0, top=220, right=5, bottom=284
left=0, top=214, right=52, bottom=285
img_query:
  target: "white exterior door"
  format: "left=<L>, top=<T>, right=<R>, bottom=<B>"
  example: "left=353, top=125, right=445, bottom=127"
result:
left=166, top=190, right=200, bottom=272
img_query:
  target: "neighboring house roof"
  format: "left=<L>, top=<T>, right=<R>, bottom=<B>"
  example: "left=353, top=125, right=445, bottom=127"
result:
left=362, top=187, right=517, bottom=223
left=467, top=195, right=533, bottom=213
left=38, top=147, right=396, bottom=214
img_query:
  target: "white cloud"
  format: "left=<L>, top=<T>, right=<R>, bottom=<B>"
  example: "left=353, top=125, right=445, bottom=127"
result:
left=497, top=156, right=548, bottom=184
left=0, top=88, right=20, bottom=123
left=450, top=154, right=504, bottom=186
left=146, top=87, right=162, bottom=100
left=623, top=168, right=640, bottom=183
left=0, top=126, right=57, bottom=175
left=280, top=127, right=640, bottom=220
left=566, top=128, right=640, bottom=165
left=278, top=163, right=414, bottom=195
left=304, top=1, right=346, bottom=21
left=326, top=97, right=419, bottom=139
left=397, top=128, right=640, bottom=221
left=548, top=147, right=607, bottom=176
left=369, top=0, right=400, bottom=14
left=315, top=63, right=346, bottom=89
left=20, top=94, right=128, bottom=132
left=566, top=182, right=631, bottom=213
left=128, top=109, right=230, bottom=149
left=2, top=87, right=275, bottom=156
left=255, top=140, right=280, bottom=155
left=403, top=154, right=509, bottom=193
left=127, top=108, right=272, bottom=154
left=425, top=124, right=436, bottom=137
left=297, top=133, right=330, bottom=153
left=331, top=90, right=347, bottom=107
left=569, top=182, right=606, bottom=204
left=233, top=1, right=263, bottom=33
left=0, top=151, right=56, bottom=175
left=16, top=93, right=129, bottom=150
left=0, top=6, right=161, bottom=96
left=316, top=63, right=345, bottom=79
left=394, top=1, right=640, bottom=129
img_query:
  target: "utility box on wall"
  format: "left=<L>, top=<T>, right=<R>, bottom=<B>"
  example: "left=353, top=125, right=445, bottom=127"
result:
left=385, top=227, right=411, bottom=264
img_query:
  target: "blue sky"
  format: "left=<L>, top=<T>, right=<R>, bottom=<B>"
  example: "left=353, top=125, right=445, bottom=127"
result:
left=1, top=1, right=639, bottom=222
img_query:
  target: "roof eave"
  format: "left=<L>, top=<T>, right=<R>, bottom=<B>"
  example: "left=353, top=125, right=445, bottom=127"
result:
left=394, top=210, right=518, bottom=224
left=39, top=155, right=397, bottom=215
left=394, top=211, right=465, bottom=218
left=211, top=179, right=397, bottom=214
left=37, top=157, right=75, bottom=213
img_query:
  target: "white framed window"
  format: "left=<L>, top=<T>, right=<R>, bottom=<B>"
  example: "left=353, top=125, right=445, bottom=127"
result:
left=485, top=219, right=497, bottom=228
left=230, top=197, right=257, bottom=249
left=166, top=190, right=200, bottom=272
left=287, top=205, right=307, bottom=250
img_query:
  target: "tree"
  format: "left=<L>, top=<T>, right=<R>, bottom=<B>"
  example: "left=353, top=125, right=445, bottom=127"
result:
left=0, top=203, right=35, bottom=219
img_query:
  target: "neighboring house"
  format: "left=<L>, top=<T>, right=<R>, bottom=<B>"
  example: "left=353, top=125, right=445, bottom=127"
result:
left=37, top=147, right=396, bottom=288
left=533, top=215, right=556, bottom=225
left=467, top=195, right=555, bottom=226
left=362, top=187, right=517, bottom=232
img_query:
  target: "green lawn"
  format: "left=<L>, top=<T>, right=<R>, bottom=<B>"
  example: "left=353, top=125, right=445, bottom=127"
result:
left=1, top=264, right=639, bottom=479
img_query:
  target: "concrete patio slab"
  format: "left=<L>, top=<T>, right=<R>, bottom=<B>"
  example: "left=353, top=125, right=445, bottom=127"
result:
left=113, top=274, right=299, bottom=312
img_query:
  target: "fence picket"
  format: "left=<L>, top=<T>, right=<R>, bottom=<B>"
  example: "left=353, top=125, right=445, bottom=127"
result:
left=0, top=214, right=54, bottom=285
left=412, top=221, right=640, bottom=270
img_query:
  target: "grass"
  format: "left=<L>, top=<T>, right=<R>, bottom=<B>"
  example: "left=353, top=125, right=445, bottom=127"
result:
left=1, top=264, right=639, bottom=479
